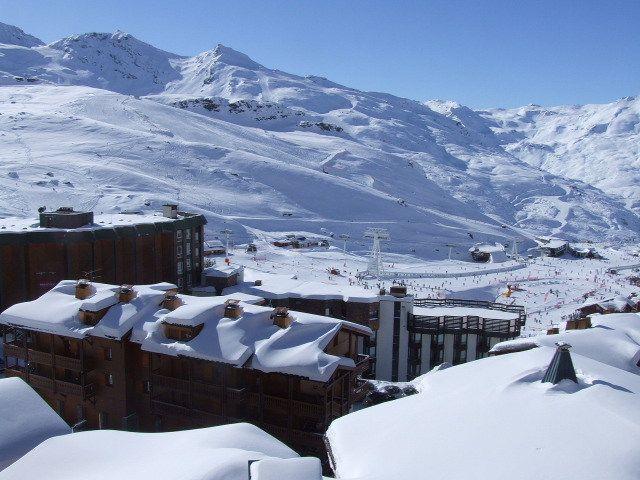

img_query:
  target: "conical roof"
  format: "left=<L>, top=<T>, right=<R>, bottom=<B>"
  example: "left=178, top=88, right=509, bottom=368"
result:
left=542, top=342, right=578, bottom=384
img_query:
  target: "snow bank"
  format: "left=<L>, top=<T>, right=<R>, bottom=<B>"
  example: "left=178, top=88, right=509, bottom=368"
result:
left=327, top=347, right=640, bottom=480
left=0, top=377, right=71, bottom=471
left=0, top=423, right=316, bottom=480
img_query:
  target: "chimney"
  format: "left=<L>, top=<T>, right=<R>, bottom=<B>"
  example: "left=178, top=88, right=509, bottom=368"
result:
left=542, top=342, right=578, bottom=384
left=162, top=293, right=182, bottom=311
left=272, top=307, right=293, bottom=329
left=75, top=279, right=92, bottom=300
left=224, top=299, right=243, bottom=319
left=118, top=285, right=136, bottom=303
left=162, top=203, right=178, bottom=219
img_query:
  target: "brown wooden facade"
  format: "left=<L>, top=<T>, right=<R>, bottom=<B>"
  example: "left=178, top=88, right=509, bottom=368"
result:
left=2, top=314, right=370, bottom=468
left=0, top=213, right=206, bottom=311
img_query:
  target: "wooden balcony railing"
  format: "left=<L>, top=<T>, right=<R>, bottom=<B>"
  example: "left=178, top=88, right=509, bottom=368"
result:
left=28, top=349, right=53, bottom=365
left=292, top=399, right=323, bottom=418
left=4, top=367, right=26, bottom=379
left=191, top=381, right=223, bottom=399
left=56, top=380, right=95, bottom=398
left=225, top=387, right=247, bottom=403
left=151, top=373, right=190, bottom=393
left=55, top=354, right=83, bottom=371
left=4, top=343, right=26, bottom=359
left=191, top=408, right=224, bottom=426
left=28, top=373, right=55, bottom=391
left=151, top=399, right=191, bottom=417
left=290, top=429, right=324, bottom=448
left=264, top=395, right=289, bottom=415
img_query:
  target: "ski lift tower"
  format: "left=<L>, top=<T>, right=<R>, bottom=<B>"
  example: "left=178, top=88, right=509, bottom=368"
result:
left=445, top=243, right=458, bottom=261
left=220, top=229, right=233, bottom=260
left=339, top=234, right=350, bottom=266
left=512, top=238, right=524, bottom=260
left=364, top=228, right=390, bottom=279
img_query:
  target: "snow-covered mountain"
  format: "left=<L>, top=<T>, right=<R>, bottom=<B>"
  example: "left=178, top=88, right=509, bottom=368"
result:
left=479, top=97, right=640, bottom=211
left=0, top=23, right=638, bottom=258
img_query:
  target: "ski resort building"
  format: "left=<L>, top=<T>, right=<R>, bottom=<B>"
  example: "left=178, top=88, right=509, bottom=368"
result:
left=468, top=243, right=507, bottom=262
left=374, top=286, right=526, bottom=381
left=0, top=280, right=372, bottom=468
left=0, top=205, right=206, bottom=311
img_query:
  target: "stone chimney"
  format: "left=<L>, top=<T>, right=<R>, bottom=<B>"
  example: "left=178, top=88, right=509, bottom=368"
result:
left=118, top=285, right=136, bottom=303
left=162, top=293, right=182, bottom=311
left=542, top=342, right=578, bottom=384
left=75, top=279, right=92, bottom=300
left=272, top=306, right=293, bottom=329
left=224, top=299, right=243, bottom=319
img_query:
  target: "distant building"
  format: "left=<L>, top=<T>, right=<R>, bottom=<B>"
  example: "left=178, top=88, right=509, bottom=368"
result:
left=536, top=237, right=569, bottom=257
left=468, top=243, right=507, bottom=262
left=0, top=281, right=371, bottom=469
left=375, top=290, right=526, bottom=381
left=0, top=205, right=206, bottom=310
left=203, top=239, right=226, bottom=256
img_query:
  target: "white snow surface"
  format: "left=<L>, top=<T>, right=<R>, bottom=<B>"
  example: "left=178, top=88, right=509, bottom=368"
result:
left=326, top=346, right=640, bottom=480
left=0, top=24, right=638, bottom=258
left=491, top=313, right=640, bottom=374
left=0, top=423, right=308, bottom=480
left=0, top=377, right=71, bottom=472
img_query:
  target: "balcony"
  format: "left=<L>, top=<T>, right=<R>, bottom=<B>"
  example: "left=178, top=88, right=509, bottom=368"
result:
left=290, top=429, right=324, bottom=448
left=264, top=395, right=289, bottom=416
left=191, top=408, right=223, bottom=426
left=151, top=373, right=189, bottom=393
left=4, top=367, right=26, bottom=379
left=55, top=354, right=84, bottom=371
left=225, top=387, right=247, bottom=403
left=191, top=380, right=222, bottom=399
left=151, top=399, right=191, bottom=417
left=292, top=399, right=323, bottom=418
left=28, top=348, right=53, bottom=365
left=4, top=343, right=26, bottom=359
left=29, top=373, right=55, bottom=392
left=352, top=355, right=370, bottom=376
left=56, top=379, right=95, bottom=398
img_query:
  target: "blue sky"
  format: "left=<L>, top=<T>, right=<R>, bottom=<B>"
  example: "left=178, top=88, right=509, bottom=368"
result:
left=1, top=0, right=638, bottom=108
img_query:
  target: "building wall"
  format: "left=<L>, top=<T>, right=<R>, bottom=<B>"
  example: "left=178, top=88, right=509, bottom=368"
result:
left=375, top=295, right=412, bottom=382
left=0, top=215, right=206, bottom=311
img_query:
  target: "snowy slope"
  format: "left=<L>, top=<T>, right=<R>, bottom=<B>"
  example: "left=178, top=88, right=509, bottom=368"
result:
left=479, top=97, right=640, bottom=211
left=0, top=24, right=638, bottom=258
left=0, top=23, right=43, bottom=48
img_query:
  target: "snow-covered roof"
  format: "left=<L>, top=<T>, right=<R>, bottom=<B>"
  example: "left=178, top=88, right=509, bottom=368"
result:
left=202, top=264, right=242, bottom=278
left=413, top=305, right=520, bottom=320
left=0, top=423, right=319, bottom=480
left=0, top=378, right=71, bottom=472
left=0, top=212, right=196, bottom=233
left=0, top=280, right=176, bottom=339
left=579, top=295, right=634, bottom=312
left=249, top=457, right=322, bottom=480
left=468, top=242, right=504, bottom=253
left=224, top=274, right=379, bottom=303
left=490, top=313, right=640, bottom=374
left=327, top=346, right=640, bottom=480
left=0, top=280, right=370, bottom=381
left=137, top=299, right=371, bottom=382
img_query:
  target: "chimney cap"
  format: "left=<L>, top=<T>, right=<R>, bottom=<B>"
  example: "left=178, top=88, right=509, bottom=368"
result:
left=542, top=342, right=577, bottom=384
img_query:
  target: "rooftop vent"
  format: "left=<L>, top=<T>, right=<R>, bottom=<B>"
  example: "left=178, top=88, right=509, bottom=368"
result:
left=162, top=293, right=182, bottom=311
left=118, top=285, right=136, bottom=303
left=75, top=279, right=92, bottom=300
left=162, top=203, right=178, bottom=219
left=542, top=342, right=578, bottom=384
left=40, top=207, right=94, bottom=229
left=271, top=306, right=293, bottom=329
left=224, top=299, right=243, bottom=319
left=389, top=285, right=407, bottom=298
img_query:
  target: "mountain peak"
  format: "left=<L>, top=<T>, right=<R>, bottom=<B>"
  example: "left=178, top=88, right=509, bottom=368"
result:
left=0, top=22, right=44, bottom=47
left=206, top=43, right=262, bottom=69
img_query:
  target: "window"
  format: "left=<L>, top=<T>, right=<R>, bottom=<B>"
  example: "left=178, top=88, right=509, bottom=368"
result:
left=185, top=229, right=191, bottom=241
left=98, top=412, right=108, bottom=429
left=185, top=243, right=191, bottom=255
left=176, top=230, right=183, bottom=241
left=177, top=278, right=183, bottom=288
left=177, top=262, right=183, bottom=275
left=194, top=231, right=200, bottom=242
left=176, top=244, right=183, bottom=258
left=104, top=347, right=113, bottom=361
left=186, top=258, right=191, bottom=271
left=186, top=275, right=192, bottom=287
left=143, top=380, right=151, bottom=394
left=195, top=247, right=200, bottom=257
left=105, top=372, right=114, bottom=387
